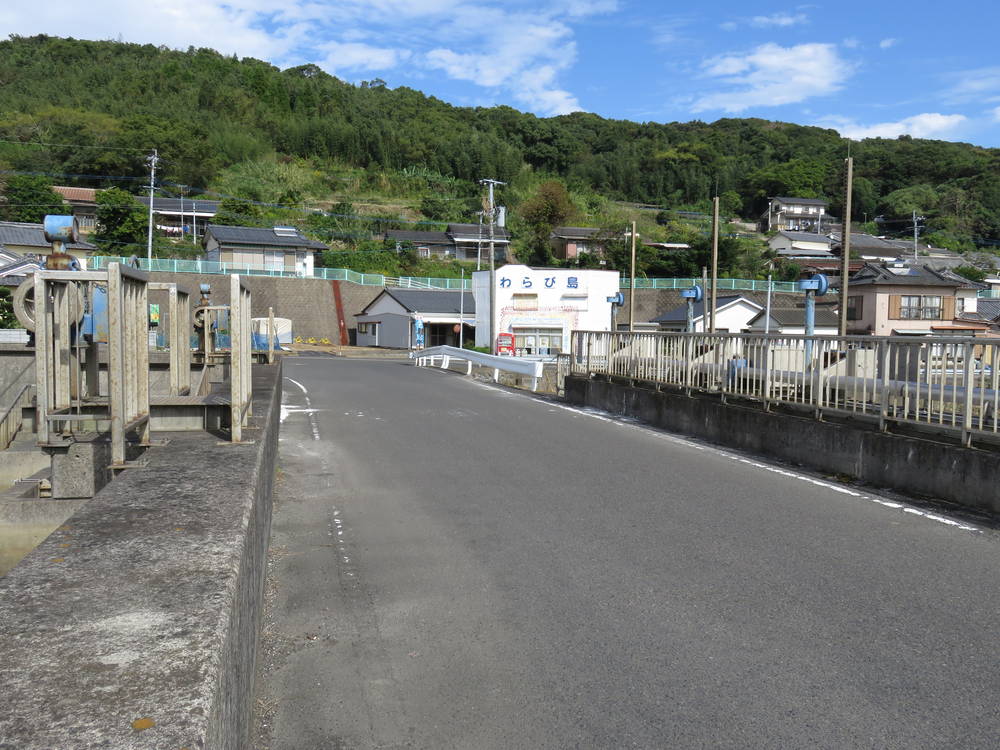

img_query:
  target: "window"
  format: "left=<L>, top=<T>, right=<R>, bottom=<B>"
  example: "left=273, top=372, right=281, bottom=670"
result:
left=846, top=295, right=864, bottom=321
left=898, top=295, right=943, bottom=320
left=513, top=327, right=563, bottom=355
left=512, top=294, right=538, bottom=311
left=358, top=322, right=369, bottom=334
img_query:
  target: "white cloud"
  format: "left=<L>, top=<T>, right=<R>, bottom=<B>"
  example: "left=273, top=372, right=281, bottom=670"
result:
left=843, top=37, right=860, bottom=49
left=879, top=38, right=897, bottom=49
left=693, top=43, right=852, bottom=112
left=751, top=12, right=808, bottom=27
left=319, top=42, right=410, bottom=73
left=819, top=113, right=968, bottom=140
left=991, top=106, right=1000, bottom=123
left=944, top=67, right=1000, bottom=104
left=0, top=0, right=612, bottom=117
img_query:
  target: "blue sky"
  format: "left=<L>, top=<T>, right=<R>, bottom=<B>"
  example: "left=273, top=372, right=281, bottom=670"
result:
left=4, top=1, right=1000, bottom=147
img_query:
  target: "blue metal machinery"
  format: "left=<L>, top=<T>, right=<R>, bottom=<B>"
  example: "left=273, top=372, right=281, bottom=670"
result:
left=796, top=273, right=829, bottom=366
left=680, top=285, right=704, bottom=333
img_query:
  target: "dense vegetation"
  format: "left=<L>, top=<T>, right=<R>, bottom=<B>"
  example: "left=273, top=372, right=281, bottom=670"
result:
left=1, top=34, right=999, bottom=273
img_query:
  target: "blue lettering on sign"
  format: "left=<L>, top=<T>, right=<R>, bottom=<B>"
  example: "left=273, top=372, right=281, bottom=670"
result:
left=499, top=277, right=511, bottom=288
left=522, top=277, right=533, bottom=288
left=567, top=277, right=579, bottom=289
left=544, top=277, right=556, bottom=288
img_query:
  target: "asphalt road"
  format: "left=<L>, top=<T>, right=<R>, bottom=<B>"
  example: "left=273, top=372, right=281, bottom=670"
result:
left=254, top=356, right=1000, bottom=749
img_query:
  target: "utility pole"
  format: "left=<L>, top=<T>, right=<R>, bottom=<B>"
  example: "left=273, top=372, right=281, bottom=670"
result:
left=480, top=178, right=505, bottom=353
left=839, top=156, right=853, bottom=336
left=709, top=195, right=719, bottom=333
left=913, top=209, right=919, bottom=261
left=628, top=221, right=637, bottom=331
left=459, top=267, right=465, bottom=349
left=145, top=148, right=159, bottom=264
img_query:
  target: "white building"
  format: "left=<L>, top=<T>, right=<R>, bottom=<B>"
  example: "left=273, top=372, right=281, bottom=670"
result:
left=651, top=295, right=764, bottom=333
left=473, top=265, right=620, bottom=355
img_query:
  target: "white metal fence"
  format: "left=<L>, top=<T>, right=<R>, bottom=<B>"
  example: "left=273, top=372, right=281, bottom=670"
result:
left=571, top=330, right=1000, bottom=447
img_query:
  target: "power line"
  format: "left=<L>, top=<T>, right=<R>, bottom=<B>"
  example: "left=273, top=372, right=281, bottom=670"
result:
left=0, top=139, right=150, bottom=152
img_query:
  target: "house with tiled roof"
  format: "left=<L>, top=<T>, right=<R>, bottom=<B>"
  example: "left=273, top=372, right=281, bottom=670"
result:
left=52, top=186, right=98, bottom=233
left=355, top=288, right=475, bottom=348
left=761, top=197, right=829, bottom=233
left=0, top=221, right=97, bottom=267
left=651, top=294, right=764, bottom=333
left=383, top=223, right=511, bottom=263
left=845, top=262, right=986, bottom=336
left=202, top=224, right=326, bottom=276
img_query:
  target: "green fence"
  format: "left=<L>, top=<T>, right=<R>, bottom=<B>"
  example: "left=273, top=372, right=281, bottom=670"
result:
left=88, top=256, right=801, bottom=294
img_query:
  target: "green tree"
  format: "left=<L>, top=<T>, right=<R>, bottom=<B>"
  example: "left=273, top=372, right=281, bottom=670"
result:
left=0, top=287, right=17, bottom=328
left=952, top=264, right=987, bottom=283
left=94, top=187, right=147, bottom=253
left=0, top=175, right=65, bottom=222
left=214, top=197, right=265, bottom=227
left=517, top=180, right=576, bottom=265
left=719, top=190, right=742, bottom=219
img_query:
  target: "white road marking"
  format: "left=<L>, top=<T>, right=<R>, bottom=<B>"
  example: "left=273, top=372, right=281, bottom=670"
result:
left=463, top=379, right=983, bottom=535
left=283, top=377, right=321, bottom=441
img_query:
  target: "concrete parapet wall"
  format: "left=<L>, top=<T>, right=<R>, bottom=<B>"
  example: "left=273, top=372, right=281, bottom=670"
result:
left=0, top=361, right=282, bottom=749
left=565, top=375, right=1000, bottom=515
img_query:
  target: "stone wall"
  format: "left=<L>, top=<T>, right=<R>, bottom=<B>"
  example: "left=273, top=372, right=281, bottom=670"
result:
left=565, top=374, right=1000, bottom=516
left=0, top=361, right=282, bottom=749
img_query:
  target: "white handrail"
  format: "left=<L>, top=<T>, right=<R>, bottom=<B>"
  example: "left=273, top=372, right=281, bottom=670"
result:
left=411, top=345, right=545, bottom=391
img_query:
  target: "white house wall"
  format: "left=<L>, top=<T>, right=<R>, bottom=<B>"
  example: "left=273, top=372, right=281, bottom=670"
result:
left=473, top=265, right=620, bottom=351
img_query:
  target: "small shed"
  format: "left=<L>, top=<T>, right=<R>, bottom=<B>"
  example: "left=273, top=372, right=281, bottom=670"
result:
left=355, top=289, right=475, bottom=349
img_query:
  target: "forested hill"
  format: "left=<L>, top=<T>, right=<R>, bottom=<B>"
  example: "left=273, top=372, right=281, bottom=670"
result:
left=1, top=34, right=999, bottom=247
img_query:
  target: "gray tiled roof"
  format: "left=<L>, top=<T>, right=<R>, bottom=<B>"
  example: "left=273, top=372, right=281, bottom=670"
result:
left=773, top=196, right=827, bottom=206
left=386, top=230, right=453, bottom=245
left=749, top=308, right=840, bottom=327
left=0, top=222, right=96, bottom=251
left=551, top=226, right=602, bottom=240
left=652, top=295, right=751, bottom=323
left=204, top=224, right=327, bottom=250
left=849, top=262, right=976, bottom=288
left=369, top=289, right=475, bottom=315
left=136, top=196, right=220, bottom=214
left=776, top=231, right=832, bottom=244
left=448, top=223, right=510, bottom=241
left=975, top=300, right=1000, bottom=321
left=829, top=233, right=899, bottom=252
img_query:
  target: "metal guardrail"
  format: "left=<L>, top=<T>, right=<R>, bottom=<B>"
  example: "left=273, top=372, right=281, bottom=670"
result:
left=411, top=345, right=545, bottom=391
left=571, top=330, right=1000, bottom=447
left=0, top=383, right=33, bottom=450
left=88, top=256, right=800, bottom=294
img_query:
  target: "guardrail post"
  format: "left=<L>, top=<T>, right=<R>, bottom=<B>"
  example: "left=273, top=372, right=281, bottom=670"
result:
left=961, top=341, right=974, bottom=447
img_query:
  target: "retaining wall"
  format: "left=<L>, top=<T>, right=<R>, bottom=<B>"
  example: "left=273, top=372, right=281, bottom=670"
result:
left=0, top=361, right=282, bottom=749
left=565, top=374, right=1000, bottom=515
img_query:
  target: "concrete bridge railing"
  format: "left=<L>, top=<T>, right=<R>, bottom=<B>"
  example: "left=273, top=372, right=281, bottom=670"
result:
left=572, top=330, right=1000, bottom=449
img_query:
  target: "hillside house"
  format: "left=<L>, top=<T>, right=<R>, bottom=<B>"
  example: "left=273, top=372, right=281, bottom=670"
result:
left=202, top=224, right=326, bottom=276
left=761, top=197, right=828, bottom=233
left=137, top=196, right=220, bottom=239
left=767, top=231, right=835, bottom=261
left=550, top=226, right=606, bottom=260
left=384, top=223, right=511, bottom=263
left=52, top=186, right=98, bottom=233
